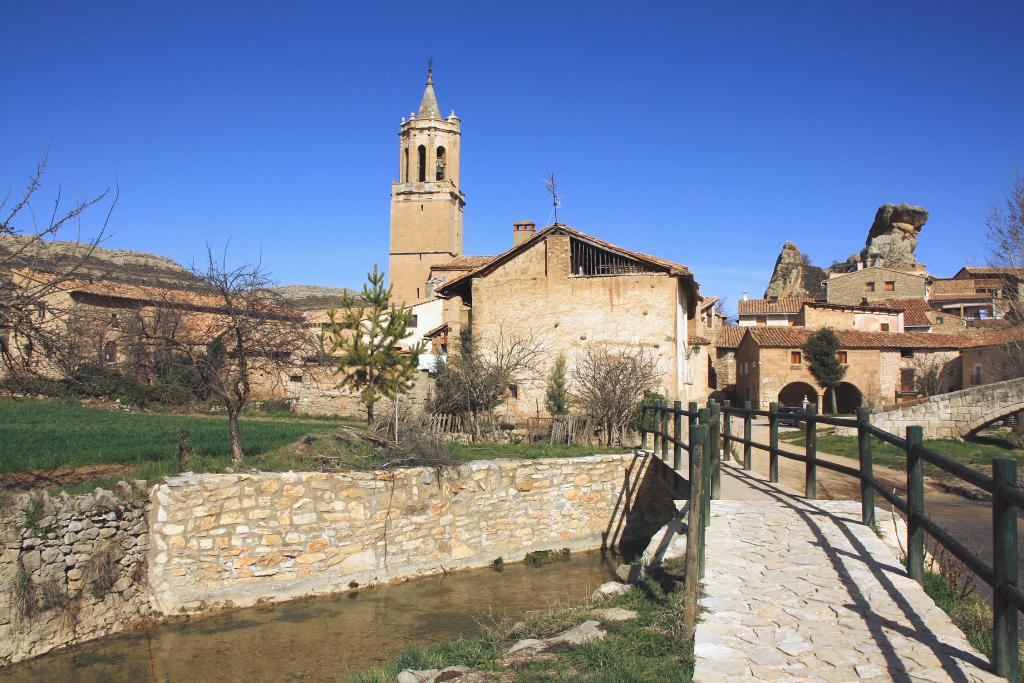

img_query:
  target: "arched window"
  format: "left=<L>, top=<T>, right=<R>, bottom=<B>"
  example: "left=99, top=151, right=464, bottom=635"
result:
left=417, top=145, right=426, bottom=182
left=403, top=147, right=409, bottom=182
left=435, top=146, right=446, bottom=181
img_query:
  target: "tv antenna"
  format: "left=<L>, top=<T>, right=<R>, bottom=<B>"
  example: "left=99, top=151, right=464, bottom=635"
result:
left=544, top=171, right=561, bottom=224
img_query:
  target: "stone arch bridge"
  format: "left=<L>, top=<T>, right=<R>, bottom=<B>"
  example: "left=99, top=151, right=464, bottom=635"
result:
left=866, top=376, right=1024, bottom=439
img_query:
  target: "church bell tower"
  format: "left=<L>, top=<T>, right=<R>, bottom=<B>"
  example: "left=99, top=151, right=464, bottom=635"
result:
left=388, top=65, right=465, bottom=305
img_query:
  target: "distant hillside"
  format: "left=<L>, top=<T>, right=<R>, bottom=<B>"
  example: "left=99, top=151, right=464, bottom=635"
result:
left=271, top=284, right=360, bottom=310
left=0, top=235, right=202, bottom=289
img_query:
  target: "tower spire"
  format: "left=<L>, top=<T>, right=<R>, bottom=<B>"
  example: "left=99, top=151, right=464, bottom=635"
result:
left=417, top=59, right=442, bottom=119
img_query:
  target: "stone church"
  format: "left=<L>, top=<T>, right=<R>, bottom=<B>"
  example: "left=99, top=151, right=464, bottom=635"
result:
left=387, top=69, right=711, bottom=418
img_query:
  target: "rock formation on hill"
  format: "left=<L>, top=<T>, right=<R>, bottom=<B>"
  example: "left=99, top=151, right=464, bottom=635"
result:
left=271, top=284, right=359, bottom=310
left=763, top=242, right=827, bottom=300
left=861, top=204, right=928, bottom=271
left=0, top=234, right=198, bottom=288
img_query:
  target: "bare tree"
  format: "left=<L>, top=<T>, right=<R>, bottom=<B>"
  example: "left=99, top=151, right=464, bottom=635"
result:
left=153, top=247, right=314, bottom=463
left=430, top=325, right=547, bottom=439
left=571, top=345, right=662, bottom=446
left=0, top=151, right=117, bottom=376
left=911, top=354, right=954, bottom=398
left=985, top=171, right=1024, bottom=383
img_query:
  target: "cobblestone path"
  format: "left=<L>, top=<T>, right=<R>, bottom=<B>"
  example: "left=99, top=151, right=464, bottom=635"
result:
left=694, top=469, right=1002, bottom=682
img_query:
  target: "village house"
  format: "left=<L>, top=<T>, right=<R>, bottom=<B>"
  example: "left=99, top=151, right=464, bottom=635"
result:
left=737, top=296, right=814, bottom=326
left=824, top=265, right=929, bottom=305
left=733, top=327, right=966, bottom=412
left=436, top=224, right=701, bottom=419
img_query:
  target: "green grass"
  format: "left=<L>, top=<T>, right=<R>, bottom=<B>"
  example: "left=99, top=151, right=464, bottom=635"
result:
left=0, top=398, right=354, bottom=488
left=919, top=564, right=1024, bottom=681
left=450, top=441, right=633, bottom=461
left=342, top=564, right=694, bottom=683
left=0, top=398, right=631, bottom=493
left=781, top=428, right=1024, bottom=485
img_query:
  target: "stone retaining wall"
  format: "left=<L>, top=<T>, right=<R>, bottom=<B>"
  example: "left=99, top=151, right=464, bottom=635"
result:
left=0, top=488, right=151, bottom=666
left=149, top=452, right=673, bottom=614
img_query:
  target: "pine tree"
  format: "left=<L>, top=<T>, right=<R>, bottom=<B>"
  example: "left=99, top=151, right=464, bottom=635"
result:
left=803, top=327, right=847, bottom=414
left=323, top=266, right=424, bottom=424
left=545, top=353, right=570, bottom=415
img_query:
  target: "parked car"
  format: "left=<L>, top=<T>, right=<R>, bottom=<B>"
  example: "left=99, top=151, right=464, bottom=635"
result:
left=776, top=405, right=805, bottom=427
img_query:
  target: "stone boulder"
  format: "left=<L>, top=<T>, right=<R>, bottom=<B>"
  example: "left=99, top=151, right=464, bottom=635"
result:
left=862, top=203, right=928, bottom=270
left=591, top=581, right=631, bottom=601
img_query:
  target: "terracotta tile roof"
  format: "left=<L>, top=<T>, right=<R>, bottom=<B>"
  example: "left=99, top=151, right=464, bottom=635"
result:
left=958, top=326, right=1023, bottom=348
left=877, top=298, right=932, bottom=327
left=930, top=278, right=977, bottom=295
left=690, top=335, right=712, bottom=346
left=437, top=223, right=696, bottom=298
left=737, top=297, right=815, bottom=315
left=959, top=266, right=1024, bottom=276
left=699, top=296, right=719, bottom=311
left=928, top=293, right=995, bottom=302
left=714, top=326, right=746, bottom=349
left=17, top=269, right=225, bottom=309
left=430, top=256, right=495, bottom=272
left=423, top=322, right=449, bottom=338
left=740, top=326, right=969, bottom=350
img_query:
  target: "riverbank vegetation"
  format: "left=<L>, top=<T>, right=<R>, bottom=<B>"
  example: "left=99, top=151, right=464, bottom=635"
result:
left=344, top=561, right=694, bottom=683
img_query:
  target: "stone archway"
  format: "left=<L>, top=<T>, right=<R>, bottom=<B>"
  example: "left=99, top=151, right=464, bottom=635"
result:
left=963, top=401, right=1024, bottom=437
left=778, top=382, right=818, bottom=409
left=823, top=382, right=863, bottom=415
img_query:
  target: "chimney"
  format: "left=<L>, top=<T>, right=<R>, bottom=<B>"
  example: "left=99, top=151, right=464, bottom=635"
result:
left=742, top=291, right=749, bottom=301
left=513, top=220, right=536, bottom=247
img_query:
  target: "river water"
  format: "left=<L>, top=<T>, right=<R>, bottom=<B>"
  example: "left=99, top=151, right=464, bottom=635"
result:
left=0, top=552, right=619, bottom=683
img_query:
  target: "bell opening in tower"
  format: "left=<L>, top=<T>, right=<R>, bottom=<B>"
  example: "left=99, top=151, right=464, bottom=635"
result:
left=417, top=145, right=426, bottom=182
left=435, top=147, right=446, bottom=181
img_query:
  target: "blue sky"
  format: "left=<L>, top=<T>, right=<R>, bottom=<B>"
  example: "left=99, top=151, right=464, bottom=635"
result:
left=3, top=2, right=1023, bottom=315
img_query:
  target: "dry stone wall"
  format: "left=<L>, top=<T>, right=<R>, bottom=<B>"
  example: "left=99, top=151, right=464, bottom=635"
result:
left=0, top=488, right=151, bottom=666
left=148, top=453, right=673, bottom=614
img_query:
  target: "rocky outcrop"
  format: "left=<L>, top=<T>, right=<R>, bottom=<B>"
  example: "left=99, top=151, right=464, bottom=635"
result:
left=763, top=242, right=826, bottom=300
left=861, top=204, right=928, bottom=270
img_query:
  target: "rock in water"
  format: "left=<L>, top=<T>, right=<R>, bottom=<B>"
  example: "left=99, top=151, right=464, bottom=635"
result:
left=862, top=203, right=928, bottom=270
left=763, top=242, right=826, bottom=300
left=591, top=581, right=631, bottom=601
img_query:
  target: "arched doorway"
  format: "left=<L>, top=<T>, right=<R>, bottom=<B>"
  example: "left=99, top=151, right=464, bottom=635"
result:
left=778, top=382, right=818, bottom=408
left=823, top=382, right=862, bottom=414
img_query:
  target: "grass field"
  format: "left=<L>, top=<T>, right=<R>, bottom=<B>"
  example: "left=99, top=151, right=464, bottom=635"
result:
left=0, top=398, right=631, bottom=493
left=780, top=428, right=1024, bottom=485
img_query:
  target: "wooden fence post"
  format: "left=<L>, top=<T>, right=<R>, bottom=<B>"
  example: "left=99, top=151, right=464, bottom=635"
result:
left=768, top=402, right=780, bottom=483
left=687, top=402, right=698, bottom=482
left=683, top=425, right=707, bottom=637
left=856, top=406, right=874, bottom=527
left=639, top=403, right=648, bottom=451
left=709, top=401, right=721, bottom=499
left=673, top=400, right=683, bottom=471
left=722, top=399, right=732, bottom=463
left=652, top=403, right=660, bottom=455
left=804, top=403, right=817, bottom=500
left=992, top=458, right=1019, bottom=681
left=906, top=425, right=925, bottom=585
left=660, top=401, right=669, bottom=461
left=743, top=400, right=753, bottom=470
left=693, top=423, right=710, bottom=575
left=698, top=408, right=711, bottom=534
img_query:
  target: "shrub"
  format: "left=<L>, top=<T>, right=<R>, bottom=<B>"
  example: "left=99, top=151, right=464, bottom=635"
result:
left=84, top=542, right=122, bottom=599
left=13, top=561, right=36, bottom=620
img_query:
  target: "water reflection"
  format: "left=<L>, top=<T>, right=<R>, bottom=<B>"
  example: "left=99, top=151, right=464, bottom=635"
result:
left=0, top=552, right=618, bottom=683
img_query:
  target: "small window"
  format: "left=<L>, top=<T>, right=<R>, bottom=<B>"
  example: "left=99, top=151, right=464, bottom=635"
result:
left=837, top=351, right=848, bottom=364
left=884, top=281, right=895, bottom=292
left=103, top=341, right=117, bottom=364
left=409, top=315, right=418, bottom=327
left=790, top=351, right=802, bottom=365
left=971, top=363, right=983, bottom=386
left=289, top=374, right=303, bottom=383
left=900, top=368, right=915, bottom=393
left=936, top=316, right=944, bottom=324
left=880, top=323, right=890, bottom=332
left=865, top=282, right=875, bottom=293
left=756, top=316, right=767, bottom=326
left=901, top=349, right=914, bottom=358
left=508, top=384, right=519, bottom=399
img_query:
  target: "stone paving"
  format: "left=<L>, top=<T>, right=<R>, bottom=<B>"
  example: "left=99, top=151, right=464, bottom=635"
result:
left=694, top=469, right=1003, bottom=683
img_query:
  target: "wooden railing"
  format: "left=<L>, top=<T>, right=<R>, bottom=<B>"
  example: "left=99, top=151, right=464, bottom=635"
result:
left=639, top=398, right=1023, bottom=680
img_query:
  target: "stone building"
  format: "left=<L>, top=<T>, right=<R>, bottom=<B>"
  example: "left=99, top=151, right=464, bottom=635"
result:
left=824, top=266, right=928, bottom=305
left=737, top=296, right=814, bottom=326
left=733, top=327, right=966, bottom=411
left=436, top=224, right=701, bottom=419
